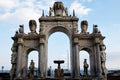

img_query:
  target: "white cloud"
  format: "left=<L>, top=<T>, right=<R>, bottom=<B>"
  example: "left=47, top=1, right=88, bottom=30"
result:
left=0, top=0, right=56, bottom=21
left=82, top=0, right=92, bottom=2
left=0, top=0, right=19, bottom=12
left=0, top=0, right=56, bottom=32
left=0, top=0, right=54, bottom=20
left=69, top=0, right=92, bottom=16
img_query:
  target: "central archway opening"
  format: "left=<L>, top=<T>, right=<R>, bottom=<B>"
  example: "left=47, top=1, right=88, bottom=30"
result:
left=48, top=32, right=70, bottom=77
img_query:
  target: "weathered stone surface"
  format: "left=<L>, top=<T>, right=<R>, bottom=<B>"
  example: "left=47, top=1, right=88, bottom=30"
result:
left=11, top=1, right=107, bottom=80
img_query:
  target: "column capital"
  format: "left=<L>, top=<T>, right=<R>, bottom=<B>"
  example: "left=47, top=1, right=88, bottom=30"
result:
left=73, top=37, right=79, bottom=44
left=39, top=34, right=46, bottom=44
left=94, top=37, right=100, bottom=44
left=39, top=38, right=45, bottom=44
left=18, top=38, right=23, bottom=44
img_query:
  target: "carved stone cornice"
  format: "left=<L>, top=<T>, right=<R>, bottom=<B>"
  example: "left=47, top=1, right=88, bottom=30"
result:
left=39, top=16, right=78, bottom=22
left=12, top=33, right=40, bottom=40
left=73, top=33, right=105, bottom=41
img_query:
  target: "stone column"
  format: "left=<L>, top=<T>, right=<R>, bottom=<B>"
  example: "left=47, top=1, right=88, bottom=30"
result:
left=74, top=43, right=80, bottom=77
left=96, top=42, right=102, bottom=77
left=22, top=53, right=27, bottom=78
left=71, top=44, right=74, bottom=77
left=42, top=43, right=47, bottom=78
left=90, top=54, right=94, bottom=76
left=72, top=37, right=80, bottom=78
left=25, top=54, right=28, bottom=77
left=73, top=37, right=80, bottom=77
left=16, top=38, right=23, bottom=78
left=38, top=43, right=44, bottom=78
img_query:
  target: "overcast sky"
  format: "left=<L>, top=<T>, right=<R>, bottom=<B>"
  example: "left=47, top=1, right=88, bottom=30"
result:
left=0, top=0, right=120, bottom=70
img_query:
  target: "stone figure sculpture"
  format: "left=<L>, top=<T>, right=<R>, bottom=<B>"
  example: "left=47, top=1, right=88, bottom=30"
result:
left=11, top=48, right=17, bottom=64
left=53, top=2, right=64, bottom=16
left=19, top=25, right=24, bottom=33
left=81, top=20, right=88, bottom=34
left=93, top=25, right=99, bottom=33
left=49, top=7, right=53, bottom=16
left=100, top=44, right=107, bottom=78
left=29, top=20, right=37, bottom=34
left=11, top=51, right=17, bottom=74
left=10, top=43, right=17, bottom=79
left=11, top=42, right=17, bottom=64
left=47, top=66, right=52, bottom=76
left=83, top=59, right=89, bottom=75
left=15, top=31, right=18, bottom=36
left=64, top=8, right=68, bottom=16
left=29, top=60, right=35, bottom=78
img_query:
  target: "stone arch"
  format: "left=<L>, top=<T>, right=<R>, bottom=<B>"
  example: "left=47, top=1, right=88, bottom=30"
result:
left=79, top=50, right=90, bottom=75
left=26, top=48, right=39, bottom=64
left=47, top=32, right=71, bottom=75
left=79, top=47, right=96, bottom=76
left=26, top=49, right=39, bottom=76
left=11, top=2, right=107, bottom=79
left=46, top=26, right=72, bottom=39
left=45, top=26, right=72, bottom=75
left=26, top=48, right=38, bottom=54
left=80, top=47, right=93, bottom=55
left=22, top=48, right=39, bottom=77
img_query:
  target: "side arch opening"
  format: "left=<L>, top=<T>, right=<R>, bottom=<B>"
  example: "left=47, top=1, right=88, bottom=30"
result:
left=79, top=50, right=90, bottom=75
left=27, top=50, right=39, bottom=77
left=79, top=48, right=93, bottom=75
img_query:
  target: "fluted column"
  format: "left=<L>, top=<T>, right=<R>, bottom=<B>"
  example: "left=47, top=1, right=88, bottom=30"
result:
left=96, top=43, right=102, bottom=77
left=38, top=36, right=45, bottom=78
left=38, top=43, right=44, bottom=78
left=22, top=52, right=27, bottom=78
left=73, top=37, right=80, bottom=78
left=71, top=44, right=74, bottom=77
left=16, top=38, right=23, bottom=78
left=95, top=38, right=102, bottom=78
left=74, top=43, right=80, bottom=77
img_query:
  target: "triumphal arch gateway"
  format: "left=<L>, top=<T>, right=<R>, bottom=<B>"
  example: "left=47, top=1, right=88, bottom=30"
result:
left=11, top=1, right=107, bottom=80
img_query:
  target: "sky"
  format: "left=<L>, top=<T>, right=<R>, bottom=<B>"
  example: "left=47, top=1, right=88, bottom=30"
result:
left=0, top=0, right=120, bottom=71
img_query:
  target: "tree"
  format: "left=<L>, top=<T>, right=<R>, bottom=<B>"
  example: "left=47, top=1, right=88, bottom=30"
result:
left=1, top=66, right=4, bottom=72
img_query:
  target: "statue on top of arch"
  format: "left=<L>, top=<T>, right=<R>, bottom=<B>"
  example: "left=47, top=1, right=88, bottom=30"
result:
left=80, top=20, right=89, bottom=34
left=49, top=2, right=68, bottom=16
left=28, top=20, right=37, bottom=35
left=19, top=25, right=24, bottom=34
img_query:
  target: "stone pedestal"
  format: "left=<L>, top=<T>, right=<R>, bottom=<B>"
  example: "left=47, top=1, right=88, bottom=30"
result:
left=54, top=69, right=64, bottom=78
left=54, top=60, right=64, bottom=78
